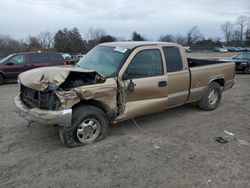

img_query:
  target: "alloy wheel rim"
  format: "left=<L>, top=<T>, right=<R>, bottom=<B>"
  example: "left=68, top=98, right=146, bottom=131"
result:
left=208, top=89, right=218, bottom=105
left=77, top=118, right=101, bottom=143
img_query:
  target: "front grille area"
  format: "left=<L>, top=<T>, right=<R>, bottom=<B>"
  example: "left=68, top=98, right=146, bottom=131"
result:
left=21, top=85, right=61, bottom=110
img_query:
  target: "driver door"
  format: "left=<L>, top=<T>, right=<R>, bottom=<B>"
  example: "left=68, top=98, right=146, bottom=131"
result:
left=3, top=54, right=27, bottom=79
left=118, top=46, right=168, bottom=120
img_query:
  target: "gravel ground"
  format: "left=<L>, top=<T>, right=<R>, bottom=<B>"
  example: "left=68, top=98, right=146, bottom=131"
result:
left=0, top=55, right=250, bottom=187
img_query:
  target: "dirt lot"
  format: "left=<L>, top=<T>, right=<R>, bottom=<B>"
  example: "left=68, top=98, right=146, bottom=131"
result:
left=0, top=53, right=250, bottom=187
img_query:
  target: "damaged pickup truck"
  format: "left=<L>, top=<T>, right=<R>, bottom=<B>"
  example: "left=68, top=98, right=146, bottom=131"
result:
left=14, top=42, right=235, bottom=146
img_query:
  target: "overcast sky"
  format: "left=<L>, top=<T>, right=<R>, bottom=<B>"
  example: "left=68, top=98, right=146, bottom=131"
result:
left=0, top=0, right=249, bottom=40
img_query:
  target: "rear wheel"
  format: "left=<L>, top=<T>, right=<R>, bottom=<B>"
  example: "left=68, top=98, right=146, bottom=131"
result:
left=198, top=82, right=222, bottom=111
left=0, top=74, right=4, bottom=85
left=59, top=105, right=109, bottom=147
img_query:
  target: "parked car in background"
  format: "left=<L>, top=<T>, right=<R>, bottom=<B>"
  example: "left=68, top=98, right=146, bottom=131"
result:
left=61, top=53, right=71, bottom=61
left=224, top=46, right=250, bottom=52
left=60, top=53, right=85, bottom=65
left=0, top=54, right=5, bottom=61
left=68, top=54, right=80, bottom=65
left=225, top=47, right=240, bottom=52
left=231, top=52, right=250, bottom=74
left=67, top=54, right=85, bottom=65
left=183, top=46, right=192, bottom=53
left=236, top=47, right=249, bottom=52
left=214, top=47, right=228, bottom=52
left=0, top=52, right=65, bottom=85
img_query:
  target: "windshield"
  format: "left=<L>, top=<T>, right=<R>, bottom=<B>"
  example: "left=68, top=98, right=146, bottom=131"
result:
left=234, top=53, right=250, bottom=60
left=0, top=54, right=13, bottom=63
left=76, top=46, right=130, bottom=77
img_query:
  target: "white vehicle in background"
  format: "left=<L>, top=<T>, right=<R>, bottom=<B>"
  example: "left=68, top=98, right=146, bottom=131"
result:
left=61, top=53, right=71, bottom=61
left=214, top=47, right=228, bottom=53
left=183, top=46, right=192, bottom=53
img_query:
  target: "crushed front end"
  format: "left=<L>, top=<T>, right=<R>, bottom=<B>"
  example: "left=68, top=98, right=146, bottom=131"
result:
left=15, top=84, right=72, bottom=127
left=14, top=66, right=117, bottom=127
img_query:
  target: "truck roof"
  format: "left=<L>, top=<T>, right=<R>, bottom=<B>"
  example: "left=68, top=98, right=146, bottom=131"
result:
left=99, top=41, right=181, bottom=49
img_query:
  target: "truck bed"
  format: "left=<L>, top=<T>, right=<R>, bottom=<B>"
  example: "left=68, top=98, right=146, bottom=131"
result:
left=188, top=58, right=229, bottom=67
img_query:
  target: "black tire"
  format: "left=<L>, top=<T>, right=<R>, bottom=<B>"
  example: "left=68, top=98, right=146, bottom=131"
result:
left=244, top=67, right=250, bottom=74
left=59, top=105, right=109, bottom=147
left=0, top=74, right=4, bottom=85
left=198, top=82, right=222, bottom=111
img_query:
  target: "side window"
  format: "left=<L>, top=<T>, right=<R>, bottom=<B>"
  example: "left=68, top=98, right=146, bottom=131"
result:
left=125, top=49, right=163, bottom=79
left=48, top=53, right=64, bottom=63
left=30, top=53, right=49, bottom=63
left=163, top=47, right=183, bottom=72
left=9, top=55, right=25, bottom=64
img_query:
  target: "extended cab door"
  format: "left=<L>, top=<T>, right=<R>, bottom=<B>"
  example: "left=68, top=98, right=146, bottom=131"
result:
left=117, top=46, right=168, bottom=120
left=162, top=46, right=190, bottom=108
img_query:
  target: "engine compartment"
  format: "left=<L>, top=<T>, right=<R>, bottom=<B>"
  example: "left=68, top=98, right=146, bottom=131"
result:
left=59, top=72, right=105, bottom=91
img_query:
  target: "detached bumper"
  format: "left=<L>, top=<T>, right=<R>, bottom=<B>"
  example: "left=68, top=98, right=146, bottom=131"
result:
left=14, top=95, right=72, bottom=127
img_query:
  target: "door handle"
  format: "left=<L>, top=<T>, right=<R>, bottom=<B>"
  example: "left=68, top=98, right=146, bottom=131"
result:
left=158, top=81, right=167, bottom=87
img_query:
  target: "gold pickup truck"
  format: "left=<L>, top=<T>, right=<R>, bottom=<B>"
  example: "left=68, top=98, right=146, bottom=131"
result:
left=14, top=42, right=235, bottom=146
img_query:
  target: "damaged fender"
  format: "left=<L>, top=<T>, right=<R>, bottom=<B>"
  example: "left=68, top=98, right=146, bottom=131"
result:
left=18, top=66, right=119, bottom=122
left=55, top=78, right=118, bottom=111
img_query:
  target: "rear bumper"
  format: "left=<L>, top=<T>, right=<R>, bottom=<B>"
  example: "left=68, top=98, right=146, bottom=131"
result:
left=14, top=94, right=72, bottom=127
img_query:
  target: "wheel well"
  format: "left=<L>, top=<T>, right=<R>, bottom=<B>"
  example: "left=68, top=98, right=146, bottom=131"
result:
left=0, top=72, right=4, bottom=78
left=211, top=78, right=224, bottom=87
left=72, top=100, right=116, bottom=120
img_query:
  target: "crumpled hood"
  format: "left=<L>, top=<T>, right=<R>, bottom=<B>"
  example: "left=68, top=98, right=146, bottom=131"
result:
left=19, top=66, right=100, bottom=91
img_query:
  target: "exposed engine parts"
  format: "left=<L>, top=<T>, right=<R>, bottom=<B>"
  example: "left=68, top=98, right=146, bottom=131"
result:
left=59, top=72, right=105, bottom=90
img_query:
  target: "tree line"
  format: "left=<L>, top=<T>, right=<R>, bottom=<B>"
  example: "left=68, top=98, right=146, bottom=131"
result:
left=0, top=15, right=249, bottom=56
left=221, top=15, right=250, bottom=46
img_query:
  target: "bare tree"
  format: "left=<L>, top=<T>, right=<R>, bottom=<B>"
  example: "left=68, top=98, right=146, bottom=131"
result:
left=246, top=28, right=250, bottom=45
left=86, top=27, right=106, bottom=41
left=175, top=35, right=187, bottom=45
left=186, top=26, right=202, bottom=45
left=85, top=27, right=106, bottom=50
left=159, top=34, right=174, bottom=42
left=26, top=36, right=42, bottom=51
left=221, top=21, right=234, bottom=44
left=38, top=31, right=54, bottom=50
left=235, top=15, right=248, bottom=42
left=0, top=34, right=26, bottom=55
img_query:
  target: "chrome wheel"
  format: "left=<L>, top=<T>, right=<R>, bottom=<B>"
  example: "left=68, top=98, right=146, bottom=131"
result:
left=208, top=89, right=218, bottom=105
left=77, top=118, right=101, bottom=144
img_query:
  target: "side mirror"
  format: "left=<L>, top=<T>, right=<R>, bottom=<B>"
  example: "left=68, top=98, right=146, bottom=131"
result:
left=127, top=79, right=136, bottom=92
left=122, top=72, right=129, bottom=80
left=122, top=72, right=136, bottom=92
left=6, top=62, right=13, bottom=65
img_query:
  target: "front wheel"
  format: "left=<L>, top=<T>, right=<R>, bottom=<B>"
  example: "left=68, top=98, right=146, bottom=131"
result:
left=59, top=105, right=109, bottom=147
left=198, top=82, right=222, bottom=111
left=244, top=67, right=250, bottom=74
left=0, top=74, right=4, bottom=85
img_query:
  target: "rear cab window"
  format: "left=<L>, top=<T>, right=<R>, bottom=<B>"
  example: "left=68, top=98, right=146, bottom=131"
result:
left=163, top=47, right=183, bottom=72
